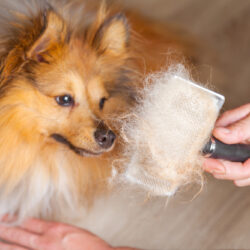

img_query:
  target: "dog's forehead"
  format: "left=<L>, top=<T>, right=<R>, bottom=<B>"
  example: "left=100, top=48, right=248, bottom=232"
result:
left=64, top=44, right=98, bottom=76
left=65, top=71, right=86, bottom=93
left=68, top=39, right=95, bottom=63
left=63, top=70, right=105, bottom=96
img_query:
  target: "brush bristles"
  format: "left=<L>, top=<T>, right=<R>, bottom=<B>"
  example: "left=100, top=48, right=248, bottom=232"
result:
left=115, top=64, right=219, bottom=196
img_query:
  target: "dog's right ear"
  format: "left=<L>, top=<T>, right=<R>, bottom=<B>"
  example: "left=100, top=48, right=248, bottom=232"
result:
left=26, top=11, right=68, bottom=63
left=92, top=13, right=129, bottom=58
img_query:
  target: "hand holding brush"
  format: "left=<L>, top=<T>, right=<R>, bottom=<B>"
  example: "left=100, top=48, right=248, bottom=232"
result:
left=117, top=66, right=250, bottom=195
left=203, top=103, right=250, bottom=186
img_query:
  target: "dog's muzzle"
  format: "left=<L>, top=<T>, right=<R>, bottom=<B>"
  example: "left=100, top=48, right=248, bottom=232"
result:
left=94, top=126, right=116, bottom=149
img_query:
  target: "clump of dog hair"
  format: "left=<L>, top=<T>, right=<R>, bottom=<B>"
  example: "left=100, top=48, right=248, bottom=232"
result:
left=115, top=64, right=220, bottom=196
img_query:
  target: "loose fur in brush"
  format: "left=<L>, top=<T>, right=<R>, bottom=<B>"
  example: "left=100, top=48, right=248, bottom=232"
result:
left=116, top=64, right=220, bottom=196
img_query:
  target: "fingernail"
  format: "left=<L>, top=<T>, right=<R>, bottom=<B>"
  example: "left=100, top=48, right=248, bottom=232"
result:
left=215, top=127, right=231, bottom=134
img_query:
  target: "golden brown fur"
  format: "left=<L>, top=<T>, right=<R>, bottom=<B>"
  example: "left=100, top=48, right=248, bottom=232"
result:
left=0, top=0, right=192, bottom=221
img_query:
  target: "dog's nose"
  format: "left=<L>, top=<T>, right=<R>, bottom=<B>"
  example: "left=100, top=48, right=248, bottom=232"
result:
left=94, top=128, right=116, bottom=149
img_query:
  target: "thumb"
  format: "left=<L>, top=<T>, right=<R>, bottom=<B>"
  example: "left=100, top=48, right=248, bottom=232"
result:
left=213, top=114, right=250, bottom=144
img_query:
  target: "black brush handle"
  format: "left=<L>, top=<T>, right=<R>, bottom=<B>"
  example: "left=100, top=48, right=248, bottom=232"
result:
left=203, top=138, right=250, bottom=162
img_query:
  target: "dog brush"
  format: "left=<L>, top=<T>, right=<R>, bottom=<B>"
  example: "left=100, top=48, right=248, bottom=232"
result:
left=119, top=66, right=250, bottom=196
left=177, top=77, right=250, bottom=163
left=203, top=138, right=250, bottom=162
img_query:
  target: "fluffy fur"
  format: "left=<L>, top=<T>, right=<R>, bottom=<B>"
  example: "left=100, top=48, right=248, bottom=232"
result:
left=117, top=64, right=220, bottom=196
left=0, top=0, right=192, bottom=224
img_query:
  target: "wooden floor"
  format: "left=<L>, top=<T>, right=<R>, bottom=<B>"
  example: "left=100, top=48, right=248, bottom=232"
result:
left=118, top=0, right=250, bottom=249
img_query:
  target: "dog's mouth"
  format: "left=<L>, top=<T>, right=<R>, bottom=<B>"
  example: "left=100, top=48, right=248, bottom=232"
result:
left=51, top=133, right=102, bottom=157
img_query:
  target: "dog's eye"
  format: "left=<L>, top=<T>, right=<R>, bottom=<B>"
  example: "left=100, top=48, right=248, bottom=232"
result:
left=99, top=97, right=107, bottom=110
left=55, top=95, right=74, bottom=107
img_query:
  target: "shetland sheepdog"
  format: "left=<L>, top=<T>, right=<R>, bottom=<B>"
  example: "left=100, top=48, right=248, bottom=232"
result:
left=0, top=0, right=192, bottom=241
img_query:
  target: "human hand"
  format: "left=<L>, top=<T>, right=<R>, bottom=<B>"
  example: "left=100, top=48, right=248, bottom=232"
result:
left=203, top=103, right=250, bottom=186
left=0, top=218, right=136, bottom=250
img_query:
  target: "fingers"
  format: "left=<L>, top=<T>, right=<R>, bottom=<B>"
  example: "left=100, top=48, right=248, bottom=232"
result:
left=213, top=159, right=250, bottom=180
left=203, top=158, right=226, bottom=175
left=0, top=242, right=26, bottom=250
left=0, top=225, right=39, bottom=249
left=213, top=103, right=250, bottom=144
left=204, top=158, right=250, bottom=181
left=213, top=113, right=250, bottom=144
left=207, top=104, right=250, bottom=187
left=214, top=103, right=250, bottom=144
left=216, top=103, right=250, bottom=127
left=0, top=219, right=114, bottom=250
left=234, top=178, right=250, bottom=187
left=20, top=218, right=54, bottom=234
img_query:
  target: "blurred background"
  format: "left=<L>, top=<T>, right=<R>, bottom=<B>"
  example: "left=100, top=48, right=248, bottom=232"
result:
left=122, top=0, right=250, bottom=110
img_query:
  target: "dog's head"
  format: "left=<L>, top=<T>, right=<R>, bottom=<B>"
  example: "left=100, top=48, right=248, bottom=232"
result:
left=0, top=8, right=132, bottom=157
left=0, top=5, right=138, bottom=220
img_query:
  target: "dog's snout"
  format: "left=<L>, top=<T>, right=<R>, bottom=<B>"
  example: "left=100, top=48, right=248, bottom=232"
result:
left=94, top=129, right=116, bottom=149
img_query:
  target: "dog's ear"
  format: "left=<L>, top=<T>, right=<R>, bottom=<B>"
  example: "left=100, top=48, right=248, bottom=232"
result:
left=92, top=13, right=129, bottom=57
left=27, top=11, right=67, bottom=63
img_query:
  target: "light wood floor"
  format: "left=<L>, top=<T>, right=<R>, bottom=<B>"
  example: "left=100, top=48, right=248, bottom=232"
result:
left=118, top=0, right=250, bottom=249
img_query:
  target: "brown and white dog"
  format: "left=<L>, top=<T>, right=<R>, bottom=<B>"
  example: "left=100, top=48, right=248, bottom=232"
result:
left=0, top=0, right=193, bottom=246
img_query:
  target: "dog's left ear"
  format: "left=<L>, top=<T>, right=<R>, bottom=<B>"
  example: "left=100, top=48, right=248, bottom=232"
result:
left=92, top=13, right=129, bottom=57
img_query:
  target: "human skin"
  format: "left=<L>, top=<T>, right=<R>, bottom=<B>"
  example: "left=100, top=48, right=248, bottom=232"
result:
left=203, top=103, right=250, bottom=186
left=0, top=218, right=137, bottom=250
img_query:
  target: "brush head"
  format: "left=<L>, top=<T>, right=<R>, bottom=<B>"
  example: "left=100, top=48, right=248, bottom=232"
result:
left=117, top=66, right=225, bottom=196
left=178, top=76, right=225, bottom=111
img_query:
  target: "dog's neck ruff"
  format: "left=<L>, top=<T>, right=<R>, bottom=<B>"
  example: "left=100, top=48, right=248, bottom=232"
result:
left=0, top=137, right=109, bottom=223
